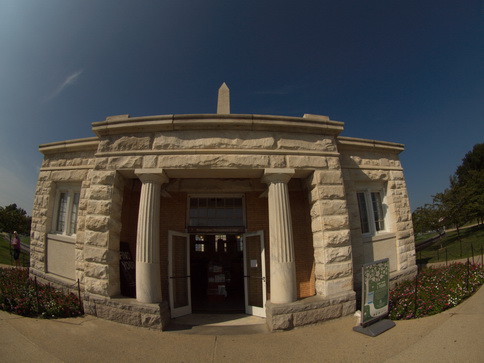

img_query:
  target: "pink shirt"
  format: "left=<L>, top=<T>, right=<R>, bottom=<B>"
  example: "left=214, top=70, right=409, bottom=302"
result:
left=11, top=236, right=20, bottom=249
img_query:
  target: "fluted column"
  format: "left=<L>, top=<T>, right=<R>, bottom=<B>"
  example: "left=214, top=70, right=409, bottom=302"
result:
left=263, top=168, right=297, bottom=304
left=135, top=169, right=168, bottom=303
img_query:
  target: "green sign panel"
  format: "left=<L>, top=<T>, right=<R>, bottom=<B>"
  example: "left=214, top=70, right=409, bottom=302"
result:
left=361, top=258, right=390, bottom=325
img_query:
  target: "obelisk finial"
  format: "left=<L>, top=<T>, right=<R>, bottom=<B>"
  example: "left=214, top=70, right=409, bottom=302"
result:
left=217, top=82, right=230, bottom=114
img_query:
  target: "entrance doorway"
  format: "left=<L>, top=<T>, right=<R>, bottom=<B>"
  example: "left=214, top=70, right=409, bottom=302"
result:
left=168, top=230, right=266, bottom=318
left=190, top=234, right=244, bottom=313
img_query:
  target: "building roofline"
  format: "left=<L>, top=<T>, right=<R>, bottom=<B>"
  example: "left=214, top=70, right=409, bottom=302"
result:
left=91, top=113, right=345, bottom=137
left=39, top=137, right=99, bottom=155
left=337, top=136, right=404, bottom=153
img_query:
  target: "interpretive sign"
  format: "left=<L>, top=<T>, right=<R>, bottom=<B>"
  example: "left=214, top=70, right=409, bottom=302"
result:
left=353, top=258, right=395, bottom=336
left=362, top=258, right=390, bottom=324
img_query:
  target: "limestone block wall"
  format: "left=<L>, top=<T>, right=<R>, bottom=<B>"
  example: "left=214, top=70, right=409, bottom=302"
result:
left=337, top=138, right=417, bottom=289
left=95, top=130, right=337, bottom=171
left=30, top=148, right=96, bottom=284
left=305, top=156, right=354, bottom=298
left=82, top=159, right=125, bottom=298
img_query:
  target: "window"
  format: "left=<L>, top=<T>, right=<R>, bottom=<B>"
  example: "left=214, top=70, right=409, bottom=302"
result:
left=188, top=196, right=244, bottom=227
left=357, top=189, right=386, bottom=236
left=53, top=186, right=80, bottom=236
left=194, top=235, right=205, bottom=252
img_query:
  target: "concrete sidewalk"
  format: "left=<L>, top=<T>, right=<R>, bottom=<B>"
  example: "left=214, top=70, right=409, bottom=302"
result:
left=1, top=286, right=483, bottom=362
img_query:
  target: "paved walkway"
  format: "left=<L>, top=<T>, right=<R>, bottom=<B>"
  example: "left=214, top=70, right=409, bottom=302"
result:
left=1, top=283, right=483, bottom=362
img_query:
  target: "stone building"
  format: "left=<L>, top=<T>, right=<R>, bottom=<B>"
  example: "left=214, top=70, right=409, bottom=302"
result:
left=30, top=84, right=417, bottom=330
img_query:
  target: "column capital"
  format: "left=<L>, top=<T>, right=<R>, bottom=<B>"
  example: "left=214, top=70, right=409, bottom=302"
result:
left=263, top=168, right=295, bottom=185
left=135, top=168, right=169, bottom=184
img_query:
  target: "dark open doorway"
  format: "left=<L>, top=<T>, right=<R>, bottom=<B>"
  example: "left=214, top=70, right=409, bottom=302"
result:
left=190, top=234, right=245, bottom=313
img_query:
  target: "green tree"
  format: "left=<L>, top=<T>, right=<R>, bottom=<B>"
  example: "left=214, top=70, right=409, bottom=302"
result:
left=455, top=143, right=484, bottom=224
left=432, top=177, right=472, bottom=255
left=0, top=204, right=31, bottom=238
left=413, top=143, right=484, bottom=244
left=455, top=143, right=484, bottom=184
left=412, top=203, right=444, bottom=236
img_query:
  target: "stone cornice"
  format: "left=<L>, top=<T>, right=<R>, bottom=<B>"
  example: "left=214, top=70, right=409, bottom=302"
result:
left=39, top=137, right=99, bottom=155
left=91, top=114, right=345, bottom=137
left=336, top=136, right=404, bottom=153
left=95, top=149, right=341, bottom=157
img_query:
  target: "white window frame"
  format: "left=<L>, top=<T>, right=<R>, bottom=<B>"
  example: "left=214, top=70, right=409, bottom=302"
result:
left=356, top=187, right=388, bottom=237
left=52, top=185, right=81, bottom=236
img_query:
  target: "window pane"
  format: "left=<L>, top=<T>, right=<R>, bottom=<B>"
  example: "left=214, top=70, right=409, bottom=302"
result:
left=69, top=192, right=80, bottom=234
left=190, top=198, right=198, bottom=208
left=56, top=193, right=68, bottom=232
left=357, top=192, right=370, bottom=234
left=371, top=192, right=385, bottom=231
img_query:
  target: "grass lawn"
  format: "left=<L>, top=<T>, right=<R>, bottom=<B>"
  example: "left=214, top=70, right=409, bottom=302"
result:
left=415, top=231, right=439, bottom=245
left=0, top=234, right=13, bottom=266
left=416, top=225, right=484, bottom=264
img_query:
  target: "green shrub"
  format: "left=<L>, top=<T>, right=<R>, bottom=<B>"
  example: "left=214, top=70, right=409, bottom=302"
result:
left=389, top=263, right=484, bottom=320
left=0, top=268, right=83, bottom=318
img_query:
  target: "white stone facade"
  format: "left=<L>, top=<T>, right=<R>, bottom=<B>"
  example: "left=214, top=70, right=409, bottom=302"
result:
left=30, top=104, right=417, bottom=331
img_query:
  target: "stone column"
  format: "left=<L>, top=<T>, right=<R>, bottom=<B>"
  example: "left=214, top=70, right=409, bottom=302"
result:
left=135, top=169, right=168, bottom=303
left=263, top=168, right=297, bottom=304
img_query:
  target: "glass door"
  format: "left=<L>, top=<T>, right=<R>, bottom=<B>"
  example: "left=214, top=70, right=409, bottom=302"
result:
left=168, top=231, right=191, bottom=318
left=243, top=231, right=266, bottom=317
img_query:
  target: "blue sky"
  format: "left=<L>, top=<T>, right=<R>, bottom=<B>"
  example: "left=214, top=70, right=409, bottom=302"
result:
left=0, top=0, right=483, bottom=214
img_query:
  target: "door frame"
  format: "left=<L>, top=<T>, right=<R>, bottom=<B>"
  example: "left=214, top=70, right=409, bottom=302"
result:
left=243, top=230, right=267, bottom=317
left=168, top=230, right=192, bottom=318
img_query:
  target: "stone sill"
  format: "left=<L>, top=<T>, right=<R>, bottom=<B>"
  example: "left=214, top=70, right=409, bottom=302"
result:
left=362, top=232, right=396, bottom=244
left=47, top=233, right=76, bottom=244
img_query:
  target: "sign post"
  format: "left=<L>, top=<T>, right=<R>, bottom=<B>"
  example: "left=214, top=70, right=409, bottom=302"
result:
left=353, top=258, right=395, bottom=337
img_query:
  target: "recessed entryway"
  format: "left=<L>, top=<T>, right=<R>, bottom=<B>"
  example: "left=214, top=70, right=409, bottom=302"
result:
left=190, top=234, right=245, bottom=313
left=168, top=230, right=266, bottom=318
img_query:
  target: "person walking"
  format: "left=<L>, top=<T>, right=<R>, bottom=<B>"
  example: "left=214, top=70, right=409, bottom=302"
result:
left=11, top=231, right=21, bottom=268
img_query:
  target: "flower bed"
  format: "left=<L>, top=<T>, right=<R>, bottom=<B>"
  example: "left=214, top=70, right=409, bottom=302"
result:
left=389, top=263, right=484, bottom=320
left=0, top=268, right=83, bottom=318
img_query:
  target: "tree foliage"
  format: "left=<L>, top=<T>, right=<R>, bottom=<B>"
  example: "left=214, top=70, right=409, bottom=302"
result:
left=0, top=204, right=31, bottom=236
left=412, top=203, right=444, bottom=235
left=412, top=143, right=484, bottom=233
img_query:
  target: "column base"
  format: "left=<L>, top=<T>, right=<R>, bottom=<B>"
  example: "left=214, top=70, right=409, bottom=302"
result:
left=270, top=261, right=297, bottom=304
left=265, top=290, right=356, bottom=331
left=136, top=261, right=162, bottom=303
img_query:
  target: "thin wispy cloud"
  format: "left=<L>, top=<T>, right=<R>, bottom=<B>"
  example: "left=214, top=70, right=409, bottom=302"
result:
left=44, top=69, right=83, bottom=102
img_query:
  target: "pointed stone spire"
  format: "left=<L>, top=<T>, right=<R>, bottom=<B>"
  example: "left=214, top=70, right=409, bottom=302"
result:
left=217, top=82, right=230, bottom=114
